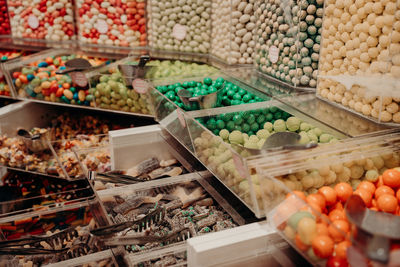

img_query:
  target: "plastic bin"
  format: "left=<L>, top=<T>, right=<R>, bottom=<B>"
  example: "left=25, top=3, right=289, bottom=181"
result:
left=3, top=49, right=113, bottom=108
left=252, top=129, right=400, bottom=265
left=75, top=0, right=147, bottom=48
left=317, top=0, right=400, bottom=125
left=97, top=172, right=240, bottom=254
left=185, top=99, right=346, bottom=218
left=210, top=0, right=257, bottom=65
left=148, top=0, right=212, bottom=54
left=254, top=0, right=324, bottom=89
left=126, top=243, right=187, bottom=267
left=7, top=0, right=75, bottom=42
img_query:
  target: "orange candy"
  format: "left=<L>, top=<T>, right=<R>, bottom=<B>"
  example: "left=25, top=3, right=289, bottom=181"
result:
left=328, top=220, right=349, bottom=242
left=397, top=189, right=400, bottom=202
left=382, top=169, right=400, bottom=188
left=312, top=235, right=334, bottom=259
left=328, top=209, right=346, bottom=221
left=295, top=234, right=309, bottom=251
left=286, top=190, right=307, bottom=202
left=316, top=223, right=329, bottom=236
left=353, top=189, right=372, bottom=207
left=306, top=193, right=326, bottom=210
left=318, top=186, right=337, bottom=206
left=335, top=240, right=351, bottom=259
left=334, top=183, right=353, bottom=203
left=357, top=181, right=376, bottom=194
left=375, top=185, right=395, bottom=199
left=377, top=194, right=398, bottom=213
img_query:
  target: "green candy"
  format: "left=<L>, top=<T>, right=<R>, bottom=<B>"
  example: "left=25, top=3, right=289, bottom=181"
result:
left=233, top=114, right=243, bottom=125
left=203, top=77, right=212, bottom=85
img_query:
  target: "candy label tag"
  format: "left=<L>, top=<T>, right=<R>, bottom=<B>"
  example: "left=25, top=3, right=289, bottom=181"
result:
left=269, top=46, right=279, bottom=63
left=96, top=19, right=108, bottom=34
left=70, top=72, right=88, bottom=88
left=232, top=153, right=247, bottom=179
left=177, top=109, right=186, bottom=128
left=132, top=79, right=149, bottom=94
left=172, top=24, right=187, bottom=40
left=28, top=15, right=39, bottom=29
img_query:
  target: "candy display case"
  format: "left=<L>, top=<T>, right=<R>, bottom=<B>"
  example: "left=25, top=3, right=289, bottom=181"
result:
left=316, top=0, right=400, bottom=125
left=210, top=0, right=257, bottom=65
left=254, top=0, right=324, bottom=89
left=96, top=171, right=241, bottom=256
left=186, top=99, right=347, bottom=218
left=253, top=129, right=400, bottom=265
left=75, top=0, right=147, bottom=48
left=3, top=48, right=115, bottom=108
left=6, top=0, right=75, bottom=42
left=147, top=0, right=212, bottom=54
left=0, top=198, right=113, bottom=266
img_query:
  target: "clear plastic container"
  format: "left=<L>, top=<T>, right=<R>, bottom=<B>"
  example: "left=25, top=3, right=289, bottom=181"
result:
left=0, top=169, right=96, bottom=220
left=97, top=173, right=240, bottom=253
left=3, top=48, right=113, bottom=108
left=148, top=0, right=212, bottom=54
left=210, top=0, right=257, bottom=65
left=0, top=199, right=111, bottom=266
left=254, top=0, right=324, bottom=89
left=185, top=99, right=346, bottom=218
left=317, top=0, right=400, bottom=124
left=7, top=0, right=75, bottom=42
left=254, top=129, right=400, bottom=265
left=75, top=0, right=147, bottom=48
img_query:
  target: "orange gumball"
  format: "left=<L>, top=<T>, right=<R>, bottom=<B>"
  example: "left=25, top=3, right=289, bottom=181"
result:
left=357, top=181, right=376, bottom=195
left=377, top=194, right=398, bottom=213
left=312, top=235, right=334, bottom=259
left=382, top=169, right=400, bottom=188
left=286, top=191, right=307, bottom=202
left=329, top=209, right=346, bottom=222
left=375, top=175, right=384, bottom=187
left=331, top=202, right=344, bottom=211
left=316, top=223, right=329, bottom=236
left=334, top=183, right=353, bottom=203
left=328, top=220, right=350, bottom=242
left=375, top=186, right=395, bottom=199
left=353, top=189, right=373, bottom=207
left=295, top=234, right=309, bottom=251
left=307, top=193, right=326, bottom=210
left=335, top=240, right=351, bottom=260
left=318, top=186, right=337, bottom=206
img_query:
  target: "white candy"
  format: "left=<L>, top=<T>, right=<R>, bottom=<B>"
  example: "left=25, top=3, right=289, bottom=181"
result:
left=211, top=0, right=256, bottom=64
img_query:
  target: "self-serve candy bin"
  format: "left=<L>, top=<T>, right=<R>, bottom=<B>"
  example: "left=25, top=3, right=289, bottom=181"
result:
left=254, top=0, right=324, bottom=89
left=316, top=0, right=400, bottom=125
left=151, top=75, right=347, bottom=218
left=251, top=129, right=400, bottom=266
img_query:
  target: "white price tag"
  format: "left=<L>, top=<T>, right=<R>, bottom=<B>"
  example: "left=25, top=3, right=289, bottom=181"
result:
left=132, top=79, right=149, bottom=94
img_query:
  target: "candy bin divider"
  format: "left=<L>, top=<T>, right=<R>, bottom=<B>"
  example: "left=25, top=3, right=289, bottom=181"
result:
left=126, top=242, right=187, bottom=267
left=45, top=249, right=119, bottom=267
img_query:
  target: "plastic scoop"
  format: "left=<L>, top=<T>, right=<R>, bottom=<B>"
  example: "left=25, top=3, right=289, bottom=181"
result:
left=118, top=55, right=151, bottom=87
left=177, top=83, right=225, bottom=110
left=232, top=132, right=317, bottom=156
left=345, top=195, right=400, bottom=264
left=17, top=128, right=50, bottom=152
left=56, top=58, right=93, bottom=74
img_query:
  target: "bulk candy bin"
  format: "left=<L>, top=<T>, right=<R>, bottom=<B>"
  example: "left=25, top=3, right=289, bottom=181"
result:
left=76, top=0, right=147, bottom=48
left=254, top=0, right=324, bottom=89
left=7, top=0, right=75, bottom=42
left=317, top=0, right=400, bottom=124
left=210, top=0, right=257, bottom=65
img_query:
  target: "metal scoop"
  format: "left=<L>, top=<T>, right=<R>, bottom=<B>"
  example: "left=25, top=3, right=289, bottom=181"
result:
left=232, top=132, right=317, bottom=156
left=118, top=55, right=151, bottom=87
left=17, top=128, right=50, bottom=152
left=177, top=83, right=224, bottom=110
left=56, top=58, right=93, bottom=74
left=345, top=195, right=400, bottom=264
